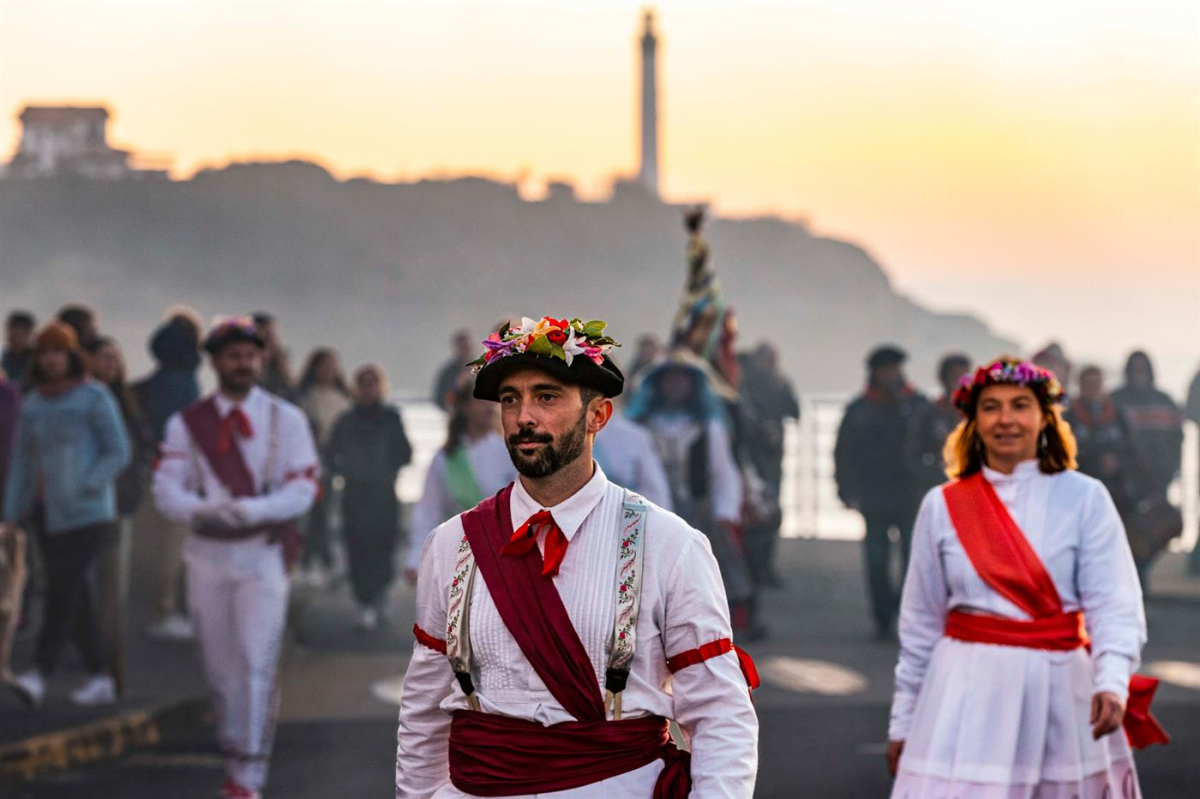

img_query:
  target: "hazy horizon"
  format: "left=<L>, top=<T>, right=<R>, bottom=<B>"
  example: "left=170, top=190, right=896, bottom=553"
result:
left=2, top=0, right=1197, bottom=392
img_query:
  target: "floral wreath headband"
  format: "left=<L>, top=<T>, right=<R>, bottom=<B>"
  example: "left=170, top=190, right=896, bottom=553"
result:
left=468, top=316, right=620, bottom=372
left=952, top=357, right=1066, bottom=412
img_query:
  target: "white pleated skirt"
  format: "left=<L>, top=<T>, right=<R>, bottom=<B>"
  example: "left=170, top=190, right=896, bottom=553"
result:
left=892, top=638, right=1140, bottom=799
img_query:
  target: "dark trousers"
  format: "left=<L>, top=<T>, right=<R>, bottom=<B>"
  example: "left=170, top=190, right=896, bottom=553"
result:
left=342, top=483, right=399, bottom=608
left=35, top=520, right=112, bottom=676
left=862, top=513, right=914, bottom=628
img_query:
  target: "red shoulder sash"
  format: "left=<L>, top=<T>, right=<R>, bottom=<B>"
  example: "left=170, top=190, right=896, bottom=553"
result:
left=181, top=396, right=257, bottom=498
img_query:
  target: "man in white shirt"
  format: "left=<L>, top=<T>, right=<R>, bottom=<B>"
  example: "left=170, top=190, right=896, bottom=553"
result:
left=396, top=316, right=758, bottom=798
left=153, top=316, right=319, bottom=799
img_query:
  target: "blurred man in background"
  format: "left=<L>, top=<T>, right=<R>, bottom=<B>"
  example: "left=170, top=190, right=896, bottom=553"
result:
left=2, top=311, right=36, bottom=388
left=906, top=353, right=970, bottom=495
left=834, top=345, right=928, bottom=639
left=431, top=329, right=475, bottom=411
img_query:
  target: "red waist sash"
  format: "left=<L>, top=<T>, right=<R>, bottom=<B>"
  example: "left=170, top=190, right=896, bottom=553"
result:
left=448, top=710, right=689, bottom=798
left=945, top=609, right=1089, bottom=651
left=944, top=609, right=1169, bottom=749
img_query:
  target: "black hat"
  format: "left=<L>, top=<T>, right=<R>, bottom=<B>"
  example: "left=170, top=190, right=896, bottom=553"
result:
left=471, top=317, right=625, bottom=402
left=474, top=351, right=624, bottom=401
left=867, top=345, right=907, bottom=371
left=203, top=316, right=266, bottom=355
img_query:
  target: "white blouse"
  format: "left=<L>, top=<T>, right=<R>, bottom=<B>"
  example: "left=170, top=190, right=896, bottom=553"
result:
left=395, top=465, right=758, bottom=798
left=889, top=460, right=1146, bottom=742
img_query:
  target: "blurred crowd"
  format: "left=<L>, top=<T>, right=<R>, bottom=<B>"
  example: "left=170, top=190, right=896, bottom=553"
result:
left=0, top=251, right=1197, bottom=710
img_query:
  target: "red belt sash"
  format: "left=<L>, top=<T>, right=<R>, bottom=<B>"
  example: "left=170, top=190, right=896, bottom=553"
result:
left=942, top=473, right=1168, bottom=749
left=448, top=711, right=688, bottom=798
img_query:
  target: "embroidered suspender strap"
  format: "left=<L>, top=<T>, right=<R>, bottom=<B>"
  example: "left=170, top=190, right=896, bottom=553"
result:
left=445, top=531, right=481, bottom=710
left=604, top=492, right=648, bottom=720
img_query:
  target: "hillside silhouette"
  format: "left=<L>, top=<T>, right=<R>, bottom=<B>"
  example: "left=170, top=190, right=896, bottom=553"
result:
left=0, top=161, right=1014, bottom=392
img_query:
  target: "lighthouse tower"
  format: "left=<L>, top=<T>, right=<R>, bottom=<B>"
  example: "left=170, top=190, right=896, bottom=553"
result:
left=638, top=10, right=660, bottom=198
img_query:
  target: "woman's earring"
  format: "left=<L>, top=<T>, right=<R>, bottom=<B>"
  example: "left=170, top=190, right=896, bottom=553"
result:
left=1038, top=430, right=1048, bottom=456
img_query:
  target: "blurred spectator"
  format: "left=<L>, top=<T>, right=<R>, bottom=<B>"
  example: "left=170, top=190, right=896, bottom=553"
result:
left=627, top=358, right=759, bottom=637
left=327, top=365, right=413, bottom=630
left=1066, top=366, right=1141, bottom=513
left=738, top=342, right=800, bottom=588
left=131, top=314, right=203, bottom=641
left=627, top=333, right=663, bottom=385
left=405, top=380, right=515, bottom=585
left=594, top=393, right=673, bottom=512
left=57, top=304, right=100, bottom=353
left=906, top=353, right=971, bottom=494
left=834, top=345, right=929, bottom=639
left=1032, top=342, right=1072, bottom=405
left=253, top=311, right=295, bottom=399
left=2, top=311, right=36, bottom=388
left=0, top=377, right=19, bottom=501
left=431, top=329, right=475, bottom=411
left=90, top=336, right=154, bottom=697
left=1185, top=365, right=1200, bottom=576
left=1111, top=351, right=1183, bottom=502
left=296, top=348, right=353, bottom=586
left=3, top=322, right=130, bottom=708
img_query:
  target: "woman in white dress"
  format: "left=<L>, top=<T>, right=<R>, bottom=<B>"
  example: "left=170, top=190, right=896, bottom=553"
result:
left=887, top=357, right=1166, bottom=798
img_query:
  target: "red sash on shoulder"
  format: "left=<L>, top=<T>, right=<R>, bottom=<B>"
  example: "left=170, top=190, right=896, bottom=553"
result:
left=942, top=472, right=1168, bottom=749
left=180, top=397, right=300, bottom=564
left=448, top=485, right=689, bottom=796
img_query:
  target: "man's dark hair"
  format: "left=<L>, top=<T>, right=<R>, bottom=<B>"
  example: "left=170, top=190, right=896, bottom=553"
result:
left=6, top=311, right=35, bottom=330
left=252, top=311, right=275, bottom=326
left=937, top=353, right=971, bottom=385
left=57, top=304, right=95, bottom=333
left=578, top=385, right=603, bottom=409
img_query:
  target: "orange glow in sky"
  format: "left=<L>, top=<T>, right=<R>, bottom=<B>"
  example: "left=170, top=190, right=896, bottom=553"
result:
left=2, top=1, right=1198, bottom=388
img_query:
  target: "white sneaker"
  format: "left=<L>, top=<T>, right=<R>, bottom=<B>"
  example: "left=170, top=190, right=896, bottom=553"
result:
left=357, top=607, right=379, bottom=631
left=11, top=669, right=45, bottom=708
left=146, top=614, right=194, bottom=641
left=70, top=674, right=117, bottom=706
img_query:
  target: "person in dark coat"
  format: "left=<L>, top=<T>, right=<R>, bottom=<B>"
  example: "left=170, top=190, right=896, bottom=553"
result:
left=1066, top=365, right=1142, bottom=514
left=131, top=312, right=203, bottom=640
left=905, top=353, right=971, bottom=495
left=738, top=342, right=800, bottom=588
left=1185, top=365, right=1200, bottom=577
left=834, top=345, right=929, bottom=638
left=1111, top=351, right=1183, bottom=503
left=327, top=364, right=413, bottom=630
left=2, top=311, right=36, bottom=389
left=431, top=330, right=474, bottom=411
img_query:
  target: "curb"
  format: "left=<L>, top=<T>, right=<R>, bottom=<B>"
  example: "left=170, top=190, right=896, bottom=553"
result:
left=0, top=697, right=209, bottom=782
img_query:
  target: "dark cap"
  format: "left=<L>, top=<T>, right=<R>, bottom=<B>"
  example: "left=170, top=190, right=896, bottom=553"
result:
left=473, top=351, right=624, bottom=402
left=867, top=345, right=907, bottom=371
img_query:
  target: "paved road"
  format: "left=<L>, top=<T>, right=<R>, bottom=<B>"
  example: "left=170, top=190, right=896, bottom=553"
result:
left=12, top=539, right=1200, bottom=797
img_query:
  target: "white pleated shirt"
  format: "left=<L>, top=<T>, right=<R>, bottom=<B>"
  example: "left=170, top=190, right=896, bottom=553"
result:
left=395, top=464, right=758, bottom=798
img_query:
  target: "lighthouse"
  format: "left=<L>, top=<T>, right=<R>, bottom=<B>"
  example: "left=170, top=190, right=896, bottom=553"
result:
left=638, top=10, right=660, bottom=198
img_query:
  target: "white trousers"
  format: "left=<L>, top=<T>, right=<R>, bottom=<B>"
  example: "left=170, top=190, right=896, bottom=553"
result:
left=186, top=535, right=288, bottom=791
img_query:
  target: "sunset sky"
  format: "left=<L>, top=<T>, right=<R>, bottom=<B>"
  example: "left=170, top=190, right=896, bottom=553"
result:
left=2, top=0, right=1198, bottom=390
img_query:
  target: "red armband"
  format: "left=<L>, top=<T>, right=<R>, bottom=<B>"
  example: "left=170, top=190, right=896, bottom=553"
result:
left=666, top=637, right=759, bottom=691
left=413, top=624, right=447, bottom=654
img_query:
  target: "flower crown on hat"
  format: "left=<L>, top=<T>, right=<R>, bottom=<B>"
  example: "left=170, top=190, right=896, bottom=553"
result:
left=953, top=356, right=1066, bottom=412
left=469, top=317, right=620, bottom=372
left=208, top=315, right=259, bottom=340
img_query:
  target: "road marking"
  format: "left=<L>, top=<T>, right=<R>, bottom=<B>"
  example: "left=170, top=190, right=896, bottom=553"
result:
left=756, top=656, right=870, bottom=696
left=371, top=675, right=406, bottom=706
left=1143, top=660, right=1200, bottom=691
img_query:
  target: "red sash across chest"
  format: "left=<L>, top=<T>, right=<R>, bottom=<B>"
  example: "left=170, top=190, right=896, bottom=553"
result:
left=941, top=472, right=1168, bottom=749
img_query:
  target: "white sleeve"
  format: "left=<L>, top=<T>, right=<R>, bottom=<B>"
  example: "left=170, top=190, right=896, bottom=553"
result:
left=889, top=489, right=949, bottom=741
left=1077, top=482, right=1146, bottom=702
left=634, top=429, right=674, bottom=512
left=707, top=420, right=743, bottom=524
left=152, top=413, right=207, bottom=526
left=406, top=453, right=450, bottom=572
left=663, top=529, right=759, bottom=797
left=396, top=520, right=457, bottom=798
left=238, top=406, right=320, bottom=527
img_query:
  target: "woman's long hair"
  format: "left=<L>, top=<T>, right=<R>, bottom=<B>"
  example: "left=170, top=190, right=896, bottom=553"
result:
left=943, top=397, right=1077, bottom=480
left=92, top=337, right=140, bottom=419
left=444, top=380, right=477, bottom=455
left=299, top=348, right=350, bottom=396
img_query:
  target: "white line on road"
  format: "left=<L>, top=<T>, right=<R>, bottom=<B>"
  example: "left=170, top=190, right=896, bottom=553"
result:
left=757, top=656, right=870, bottom=696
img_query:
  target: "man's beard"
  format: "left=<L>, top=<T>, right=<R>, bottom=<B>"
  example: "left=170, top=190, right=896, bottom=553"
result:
left=506, top=414, right=588, bottom=479
left=218, top=368, right=257, bottom=395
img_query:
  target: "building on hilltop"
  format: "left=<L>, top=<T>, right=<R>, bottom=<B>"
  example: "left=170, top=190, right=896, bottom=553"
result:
left=2, top=105, right=168, bottom=180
